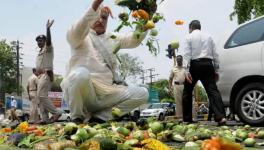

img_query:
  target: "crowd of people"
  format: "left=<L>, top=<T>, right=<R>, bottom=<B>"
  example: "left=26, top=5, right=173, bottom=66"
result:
left=2, top=0, right=227, bottom=126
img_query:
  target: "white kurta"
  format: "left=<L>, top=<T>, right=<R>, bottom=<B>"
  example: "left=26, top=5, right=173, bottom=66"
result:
left=61, top=5, right=148, bottom=121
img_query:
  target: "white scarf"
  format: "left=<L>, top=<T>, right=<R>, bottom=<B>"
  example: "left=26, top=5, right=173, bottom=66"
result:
left=89, top=30, right=121, bottom=82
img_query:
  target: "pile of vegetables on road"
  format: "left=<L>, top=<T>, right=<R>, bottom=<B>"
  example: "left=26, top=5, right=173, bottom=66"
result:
left=1, top=120, right=264, bottom=150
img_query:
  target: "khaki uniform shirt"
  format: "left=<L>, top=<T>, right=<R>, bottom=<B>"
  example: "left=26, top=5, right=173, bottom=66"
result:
left=170, top=66, right=186, bottom=85
left=36, top=45, right=54, bottom=70
left=28, top=74, right=38, bottom=91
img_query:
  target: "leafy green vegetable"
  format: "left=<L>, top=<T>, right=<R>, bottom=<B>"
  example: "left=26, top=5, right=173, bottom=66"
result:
left=0, top=136, right=7, bottom=145
left=146, top=37, right=160, bottom=56
left=18, top=134, right=34, bottom=148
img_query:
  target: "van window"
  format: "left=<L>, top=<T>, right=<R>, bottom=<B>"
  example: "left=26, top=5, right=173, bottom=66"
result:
left=225, top=18, right=264, bottom=48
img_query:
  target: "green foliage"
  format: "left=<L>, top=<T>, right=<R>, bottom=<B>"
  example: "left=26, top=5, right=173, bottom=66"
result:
left=51, top=76, right=63, bottom=92
left=117, top=53, right=143, bottom=80
left=0, top=40, right=18, bottom=99
left=151, top=79, right=173, bottom=100
left=194, top=85, right=208, bottom=102
left=160, top=98, right=175, bottom=103
left=230, top=0, right=264, bottom=24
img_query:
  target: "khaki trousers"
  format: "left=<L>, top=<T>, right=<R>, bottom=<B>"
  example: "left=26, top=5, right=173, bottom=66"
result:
left=29, top=91, right=39, bottom=122
left=173, top=84, right=184, bottom=119
left=37, top=76, right=62, bottom=121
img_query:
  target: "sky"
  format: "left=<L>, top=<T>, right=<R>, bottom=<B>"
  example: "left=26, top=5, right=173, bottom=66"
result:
left=0, top=0, right=238, bottom=83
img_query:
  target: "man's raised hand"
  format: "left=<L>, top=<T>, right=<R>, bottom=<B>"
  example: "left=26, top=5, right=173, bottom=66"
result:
left=92, top=0, right=103, bottom=11
left=46, top=19, right=54, bottom=29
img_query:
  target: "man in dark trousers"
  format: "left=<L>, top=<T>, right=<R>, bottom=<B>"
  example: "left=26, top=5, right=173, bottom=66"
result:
left=181, top=20, right=227, bottom=125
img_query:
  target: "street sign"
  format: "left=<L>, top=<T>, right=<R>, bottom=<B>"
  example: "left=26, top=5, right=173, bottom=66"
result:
left=148, top=88, right=159, bottom=103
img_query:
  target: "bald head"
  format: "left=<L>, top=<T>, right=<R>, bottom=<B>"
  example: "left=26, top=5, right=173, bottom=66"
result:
left=91, top=7, right=113, bottom=35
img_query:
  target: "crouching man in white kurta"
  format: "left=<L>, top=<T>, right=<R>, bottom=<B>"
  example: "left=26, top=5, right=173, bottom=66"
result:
left=61, top=0, right=149, bottom=123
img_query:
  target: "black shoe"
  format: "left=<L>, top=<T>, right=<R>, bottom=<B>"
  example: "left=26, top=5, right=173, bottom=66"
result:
left=217, top=118, right=227, bottom=126
left=183, top=120, right=198, bottom=124
left=227, top=113, right=235, bottom=121
left=72, top=118, right=83, bottom=125
left=89, top=117, right=105, bottom=124
left=36, top=120, right=49, bottom=125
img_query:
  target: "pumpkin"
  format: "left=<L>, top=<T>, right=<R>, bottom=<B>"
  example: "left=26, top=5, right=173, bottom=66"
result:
left=137, top=9, right=149, bottom=20
left=201, top=138, right=221, bottom=150
left=175, top=20, right=184, bottom=25
left=141, top=139, right=172, bottom=150
left=132, top=11, right=141, bottom=18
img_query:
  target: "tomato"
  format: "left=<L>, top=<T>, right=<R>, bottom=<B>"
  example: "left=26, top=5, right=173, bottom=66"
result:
left=26, top=125, right=37, bottom=131
left=248, top=132, right=255, bottom=138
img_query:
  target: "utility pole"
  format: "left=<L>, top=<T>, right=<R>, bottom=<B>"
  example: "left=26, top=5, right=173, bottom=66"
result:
left=16, top=40, right=20, bottom=96
left=140, top=68, right=159, bottom=86
left=140, top=70, right=146, bottom=84
left=13, top=40, right=23, bottom=96
left=147, top=68, right=154, bottom=86
left=145, top=68, right=159, bottom=87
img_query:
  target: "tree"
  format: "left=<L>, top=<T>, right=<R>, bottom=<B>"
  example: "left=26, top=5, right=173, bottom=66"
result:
left=0, top=40, right=17, bottom=102
left=117, top=53, right=143, bottom=81
left=194, top=85, right=208, bottom=102
left=151, top=79, right=173, bottom=101
left=51, top=76, right=63, bottom=92
left=230, top=0, right=264, bottom=24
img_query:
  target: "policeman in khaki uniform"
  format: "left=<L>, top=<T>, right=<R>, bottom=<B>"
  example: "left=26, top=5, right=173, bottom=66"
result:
left=35, top=20, right=62, bottom=124
left=169, top=55, right=185, bottom=120
left=27, top=68, right=39, bottom=123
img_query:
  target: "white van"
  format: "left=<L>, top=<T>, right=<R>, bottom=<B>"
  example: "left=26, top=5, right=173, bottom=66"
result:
left=217, top=16, right=264, bottom=125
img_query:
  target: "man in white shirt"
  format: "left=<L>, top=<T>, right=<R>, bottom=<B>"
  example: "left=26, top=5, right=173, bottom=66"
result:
left=11, top=96, right=17, bottom=109
left=181, top=20, right=226, bottom=125
left=61, top=0, right=149, bottom=124
left=10, top=96, right=20, bottom=121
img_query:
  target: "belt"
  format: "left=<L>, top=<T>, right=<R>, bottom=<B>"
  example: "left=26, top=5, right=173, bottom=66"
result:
left=29, top=90, right=37, bottom=91
left=174, top=81, right=184, bottom=85
left=191, top=58, right=212, bottom=62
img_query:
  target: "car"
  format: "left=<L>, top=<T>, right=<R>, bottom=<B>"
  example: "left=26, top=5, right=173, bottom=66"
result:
left=49, top=110, right=71, bottom=122
left=128, top=103, right=150, bottom=121
left=140, top=103, right=170, bottom=120
left=58, top=110, right=71, bottom=122
left=164, top=103, right=176, bottom=116
left=197, top=104, right=209, bottom=115
left=217, top=16, right=264, bottom=125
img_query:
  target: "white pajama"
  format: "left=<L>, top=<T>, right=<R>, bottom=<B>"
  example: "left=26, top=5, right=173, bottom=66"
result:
left=62, top=67, right=148, bottom=121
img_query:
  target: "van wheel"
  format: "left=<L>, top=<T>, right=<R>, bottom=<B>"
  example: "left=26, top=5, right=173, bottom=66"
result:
left=67, top=117, right=71, bottom=122
left=236, top=83, right=264, bottom=125
left=132, top=111, right=140, bottom=122
left=23, top=114, right=29, bottom=121
left=158, top=113, right=164, bottom=121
